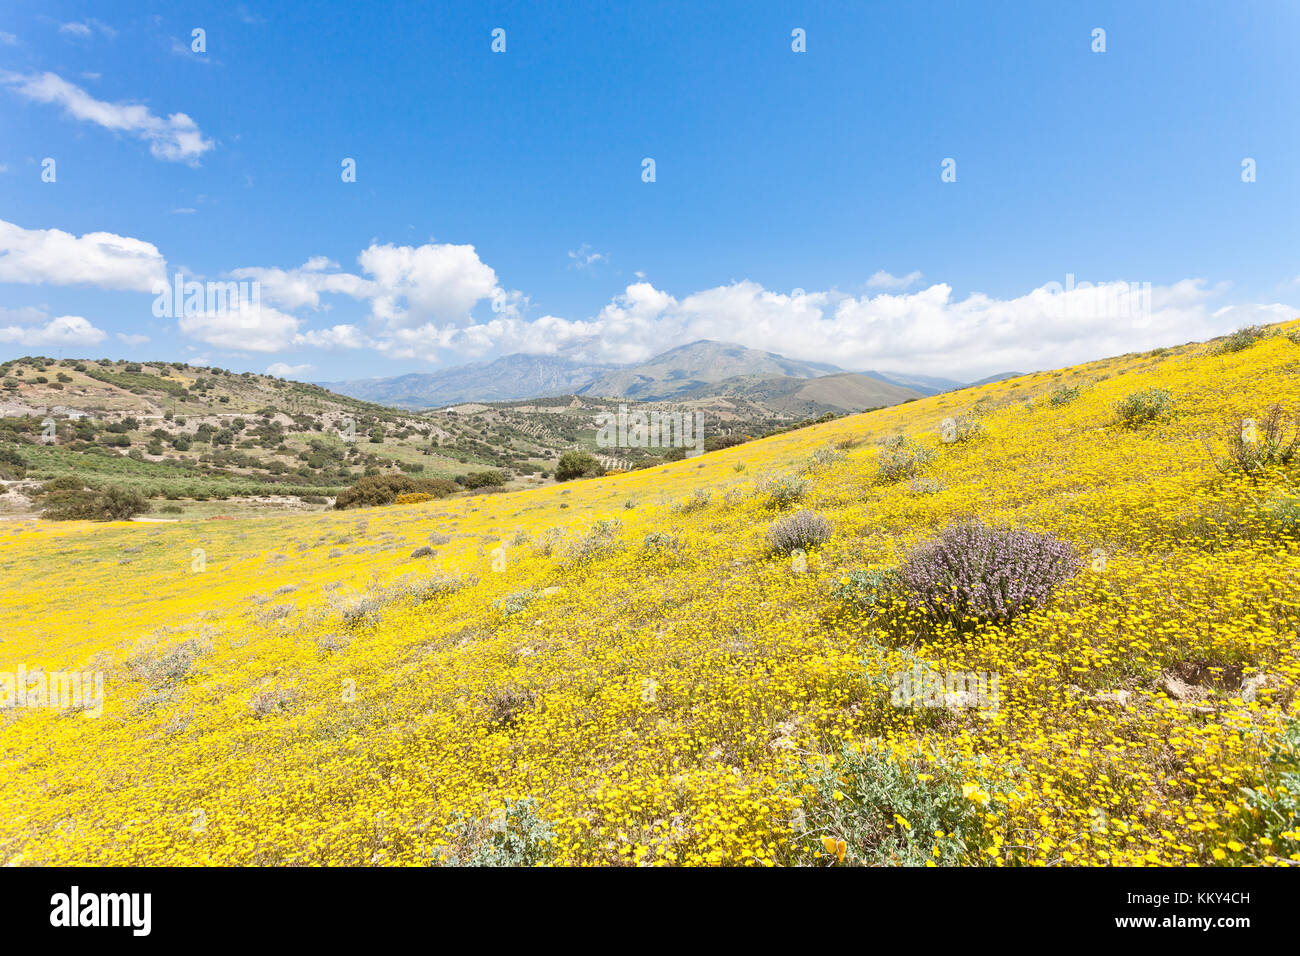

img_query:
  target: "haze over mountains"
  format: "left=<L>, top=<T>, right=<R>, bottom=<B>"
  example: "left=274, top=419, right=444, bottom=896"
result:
left=324, top=340, right=1016, bottom=410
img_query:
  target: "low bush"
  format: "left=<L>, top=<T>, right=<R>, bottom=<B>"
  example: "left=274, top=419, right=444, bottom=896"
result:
left=786, top=745, right=995, bottom=866
left=877, top=435, right=933, bottom=483
left=334, top=474, right=459, bottom=509
left=460, top=469, right=507, bottom=489
left=1047, top=385, right=1081, bottom=406
left=1113, top=387, right=1173, bottom=426
left=40, top=481, right=149, bottom=521
left=897, top=520, right=1080, bottom=626
left=766, top=509, right=832, bottom=554
left=757, top=472, right=808, bottom=509
left=435, top=797, right=555, bottom=867
left=1215, top=405, right=1298, bottom=478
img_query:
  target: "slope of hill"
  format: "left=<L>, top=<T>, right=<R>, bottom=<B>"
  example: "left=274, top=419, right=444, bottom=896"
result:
left=677, top=370, right=922, bottom=415
left=2, top=323, right=1298, bottom=866
left=0, top=358, right=602, bottom=511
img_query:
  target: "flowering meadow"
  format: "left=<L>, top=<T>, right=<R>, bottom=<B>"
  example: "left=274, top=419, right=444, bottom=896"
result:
left=2, top=326, right=1298, bottom=866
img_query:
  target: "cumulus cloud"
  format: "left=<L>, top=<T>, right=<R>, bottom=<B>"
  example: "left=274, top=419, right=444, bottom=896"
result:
left=1, top=71, right=213, bottom=163
left=359, top=241, right=507, bottom=327
left=116, top=332, right=150, bottom=346
left=0, top=314, right=106, bottom=347
left=0, top=218, right=167, bottom=291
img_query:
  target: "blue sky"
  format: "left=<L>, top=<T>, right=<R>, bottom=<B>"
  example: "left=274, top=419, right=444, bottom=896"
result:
left=1, top=0, right=1297, bottom=382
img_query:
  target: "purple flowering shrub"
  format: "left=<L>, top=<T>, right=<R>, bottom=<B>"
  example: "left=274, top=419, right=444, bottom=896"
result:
left=898, top=520, right=1080, bottom=626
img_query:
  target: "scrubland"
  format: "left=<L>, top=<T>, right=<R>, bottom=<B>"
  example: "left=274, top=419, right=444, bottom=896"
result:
left=2, top=325, right=1298, bottom=866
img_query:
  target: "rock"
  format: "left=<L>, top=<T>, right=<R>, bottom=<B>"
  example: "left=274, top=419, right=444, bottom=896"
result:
left=1240, top=673, right=1280, bottom=702
left=1160, top=673, right=1202, bottom=701
left=1091, top=690, right=1131, bottom=708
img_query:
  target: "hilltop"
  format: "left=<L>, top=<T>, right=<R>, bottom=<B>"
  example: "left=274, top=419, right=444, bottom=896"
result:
left=1, top=321, right=1297, bottom=866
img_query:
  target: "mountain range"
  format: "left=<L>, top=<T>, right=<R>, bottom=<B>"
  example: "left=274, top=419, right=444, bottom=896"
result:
left=322, top=340, right=1019, bottom=411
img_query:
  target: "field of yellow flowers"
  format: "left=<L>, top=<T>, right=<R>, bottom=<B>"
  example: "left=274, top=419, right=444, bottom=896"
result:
left=2, top=326, right=1298, bottom=867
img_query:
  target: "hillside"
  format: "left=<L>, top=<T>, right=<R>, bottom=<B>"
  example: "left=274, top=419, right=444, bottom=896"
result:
left=1, top=323, right=1298, bottom=866
left=679, top=371, right=923, bottom=415
left=0, top=357, right=892, bottom=518
left=0, top=358, right=590, bottom=512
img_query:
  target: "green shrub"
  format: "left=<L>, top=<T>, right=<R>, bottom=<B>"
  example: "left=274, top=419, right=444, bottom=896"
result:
left=833, top=568, right=899, bottom=609
left=1113, top=387, right=1173, bottom=426
left=757, top=472, right=808, bottom=508
left=555, top=451, right=604, bottom=482
left=435, top=797, right=555, bottom=867
left=785, top=746, right=995, bottom=866
left=1210, top=325, right=1268, bottom=355
left=670, top=488, right=711, bottom=513
left=1215, top=405, right=1298, bottom=478
left=876, top=435, right=933, bottom=483
left=461, top=469, right=507, bottom=489
left=1223, top=716, right=1300, bottom=864
left=804, top=446, right=846, bottom=471
left=1259, top=497, right=1300, bottom=534
left=40, top=482, right=149, bottom=521
left=334, top=474, right=459, bottom=509
left=1047, top=385, right=1081, bottom=406
left=939, top=414, right=984, bottom=445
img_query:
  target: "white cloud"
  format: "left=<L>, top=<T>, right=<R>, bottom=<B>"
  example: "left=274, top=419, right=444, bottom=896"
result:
left=359, top=241, right=507, bottom=327
left=230, top=259, right=373, bottom=311
left=0, top=218, right=167, bottom=291
left=178, top=300, right=302, bottom=352
left=116, top=332, right=150, bottom=346
left=1, top=71, right=213, bottom=164
left=0, top=314, right=106, bottom=347
left=58, top=19, right=115, bottom=40
left=368, top=276, right=1295, bottom=380
left=266, top=361, right=313, bottom=378
left=866, top=269, right=923, bottom=290
left=294, top=324, right=370, bottom=350
left=568, top=243, right=608, bottom=269
left=0, top=32, right=18, bottom=46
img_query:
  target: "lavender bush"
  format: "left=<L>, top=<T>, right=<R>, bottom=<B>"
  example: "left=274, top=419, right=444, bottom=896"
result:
left=898, top=520, right=1080, bottom=626
left=767, top=509, right=832, bottom=554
